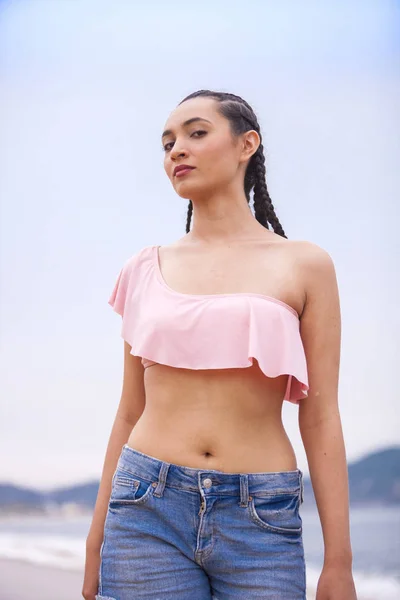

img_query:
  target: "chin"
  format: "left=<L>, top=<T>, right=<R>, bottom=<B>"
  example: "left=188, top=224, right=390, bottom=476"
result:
left=174, top=181, right=213, bottom=201
left=174, top=184, right=200, bottom=200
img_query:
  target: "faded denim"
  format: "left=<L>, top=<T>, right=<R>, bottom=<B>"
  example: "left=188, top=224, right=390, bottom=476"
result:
left=96, top=443, right=306, bottom=599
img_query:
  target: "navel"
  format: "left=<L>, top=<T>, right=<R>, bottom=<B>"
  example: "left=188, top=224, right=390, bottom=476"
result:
left=203, top=451, right=214, bottom=458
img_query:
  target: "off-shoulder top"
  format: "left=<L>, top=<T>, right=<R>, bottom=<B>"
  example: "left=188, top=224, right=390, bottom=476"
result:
left=108, top=245, right=309, bottom=404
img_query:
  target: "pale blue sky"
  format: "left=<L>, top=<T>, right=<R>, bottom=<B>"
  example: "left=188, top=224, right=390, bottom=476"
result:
left=0, top=0, right=399, bottom=489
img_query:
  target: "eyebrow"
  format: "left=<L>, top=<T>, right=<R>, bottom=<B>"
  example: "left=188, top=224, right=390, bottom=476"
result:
left=161, top=117, right=212, bottom=140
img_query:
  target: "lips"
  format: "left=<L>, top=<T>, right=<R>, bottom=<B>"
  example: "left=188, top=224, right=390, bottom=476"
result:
left=173, top=165, right=195, bottom=176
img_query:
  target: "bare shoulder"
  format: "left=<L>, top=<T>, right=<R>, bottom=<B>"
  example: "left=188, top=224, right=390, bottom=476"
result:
left=286, top=243, right=340, bottom=353
left=293, top=241, right=341, bottom=419
left=284, top=239, right=335, bottom=271
left=270, top=239, right=338, bottom=320
left=265, top=236, right=336, bottom=277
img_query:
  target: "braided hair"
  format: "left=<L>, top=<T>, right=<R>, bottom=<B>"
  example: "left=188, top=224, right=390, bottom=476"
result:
left=178, top=90, right=287, bottom=238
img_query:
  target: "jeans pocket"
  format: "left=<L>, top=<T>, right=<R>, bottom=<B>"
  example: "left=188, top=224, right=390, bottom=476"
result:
left=109, top=466, right=156, bottom=507
left=247, top=489, right=302, bottom=535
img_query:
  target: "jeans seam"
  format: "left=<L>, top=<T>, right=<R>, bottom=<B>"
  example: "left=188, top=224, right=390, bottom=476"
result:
left=98, top=536, right=105, bottom=595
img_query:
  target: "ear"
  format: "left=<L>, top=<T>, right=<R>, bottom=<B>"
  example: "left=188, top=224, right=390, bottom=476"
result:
left=239, top=130, right=260, bottom=163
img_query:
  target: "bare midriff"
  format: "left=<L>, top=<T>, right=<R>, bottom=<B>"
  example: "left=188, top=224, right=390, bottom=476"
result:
left=126, top=359, right=298, bottom=474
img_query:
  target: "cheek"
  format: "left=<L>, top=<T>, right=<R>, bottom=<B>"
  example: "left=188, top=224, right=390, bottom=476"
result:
left=164, top=158, right=173, bottom=180
left=198, top=139, right=235, bottom=176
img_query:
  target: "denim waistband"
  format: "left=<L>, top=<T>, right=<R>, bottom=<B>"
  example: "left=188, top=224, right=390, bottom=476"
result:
left=118, top=444, right=304, bottom=503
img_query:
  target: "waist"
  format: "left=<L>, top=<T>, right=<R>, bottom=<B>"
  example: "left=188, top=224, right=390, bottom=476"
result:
left=118, top=444, right=303, bottom=494
left=127, top=408, right=297, bottom=473
left=134, top=366, right=297, bottom=471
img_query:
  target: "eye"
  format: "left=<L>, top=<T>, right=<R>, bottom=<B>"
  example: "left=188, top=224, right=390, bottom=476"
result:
left=191, top=130, right=207, bottom=138
left=162, top=130, right=207, bottom=152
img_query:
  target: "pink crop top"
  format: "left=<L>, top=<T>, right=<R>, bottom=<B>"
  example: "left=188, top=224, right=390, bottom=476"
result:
left=108, top=245, right=309, bottom=404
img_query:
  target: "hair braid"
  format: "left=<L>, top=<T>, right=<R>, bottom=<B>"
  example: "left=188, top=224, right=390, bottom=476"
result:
left=252, top=147, right=286, bottom=237
left=179, top=89, right=287, bottom=238
left=185, top=200, right=193, bottom=234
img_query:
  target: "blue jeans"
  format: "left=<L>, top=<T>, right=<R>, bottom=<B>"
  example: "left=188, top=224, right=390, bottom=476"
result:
left=96, top=444, right=306, bottom=599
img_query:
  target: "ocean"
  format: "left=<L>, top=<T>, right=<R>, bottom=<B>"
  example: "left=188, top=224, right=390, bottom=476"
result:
left=0, top=505, right=398, bottom=599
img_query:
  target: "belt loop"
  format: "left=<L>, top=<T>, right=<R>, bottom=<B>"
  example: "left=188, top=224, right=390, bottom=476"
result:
left=239, top=474, right=249, bottom=507
left=153, top=462, right=170, bottom=498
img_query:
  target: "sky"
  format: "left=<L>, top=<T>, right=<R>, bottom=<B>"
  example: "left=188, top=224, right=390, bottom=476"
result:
left=0, top=0, right=399, bottom=489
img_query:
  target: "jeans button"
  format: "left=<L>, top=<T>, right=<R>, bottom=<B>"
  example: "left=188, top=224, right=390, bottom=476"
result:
left=203, top=478, right=212, bottom=488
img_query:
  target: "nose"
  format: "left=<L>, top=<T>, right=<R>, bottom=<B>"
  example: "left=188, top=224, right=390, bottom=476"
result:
left=170, top=143, right=188, bottom=162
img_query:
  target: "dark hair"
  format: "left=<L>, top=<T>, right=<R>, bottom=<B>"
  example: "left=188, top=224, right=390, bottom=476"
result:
left=178, top=90, right=287, bottom=238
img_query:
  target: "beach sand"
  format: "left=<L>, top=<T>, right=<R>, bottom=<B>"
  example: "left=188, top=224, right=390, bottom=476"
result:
left=0, top=558, right=84, bottom=600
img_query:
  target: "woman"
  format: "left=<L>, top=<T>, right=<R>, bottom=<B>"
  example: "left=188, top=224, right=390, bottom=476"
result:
left=83, top=90, right=357, bottom=599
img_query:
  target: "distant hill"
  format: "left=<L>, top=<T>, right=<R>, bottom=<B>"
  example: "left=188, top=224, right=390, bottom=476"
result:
left=0, top=445, right=399, bottom=514
left=302, top=446, right=400, bottom=506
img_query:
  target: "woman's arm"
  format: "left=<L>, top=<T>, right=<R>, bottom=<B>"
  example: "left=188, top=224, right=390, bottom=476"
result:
left=297, top=242, right=353, bottom=569
left=86, top=342, right=146, bottom=551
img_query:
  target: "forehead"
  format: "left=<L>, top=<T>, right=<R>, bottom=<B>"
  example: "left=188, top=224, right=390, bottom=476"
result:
left=163, top=97, right=222, bottom=130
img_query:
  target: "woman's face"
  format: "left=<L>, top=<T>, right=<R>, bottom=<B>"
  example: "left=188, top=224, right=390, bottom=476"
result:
left=162, top=97, right=250, bottom=200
